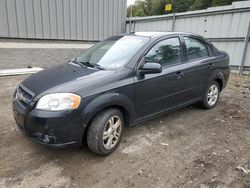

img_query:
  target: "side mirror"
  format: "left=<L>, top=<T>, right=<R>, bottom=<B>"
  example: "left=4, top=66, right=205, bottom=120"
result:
left=139, top=62, right=162, bottom=75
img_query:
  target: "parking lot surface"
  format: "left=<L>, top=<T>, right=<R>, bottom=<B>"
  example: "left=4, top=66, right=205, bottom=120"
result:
left=0, top=39, right=93, bottom=69
left=0, top=74, right=250, bottom=188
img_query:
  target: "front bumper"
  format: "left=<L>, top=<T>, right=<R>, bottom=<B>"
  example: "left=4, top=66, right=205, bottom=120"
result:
left=12, top=97, right=85, bottom=149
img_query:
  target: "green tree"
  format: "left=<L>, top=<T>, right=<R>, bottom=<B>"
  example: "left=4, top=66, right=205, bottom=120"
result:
left=127, top=0, right=245, bottom=17
left=212, top=0, right=232, bottom=6
left=127, top=0, right=165, bottom=17
left=127, top=2, right=145, bottom=17
left=172, top=0, right=191, bottom=13
left=189, top=0, right=212, bottom=11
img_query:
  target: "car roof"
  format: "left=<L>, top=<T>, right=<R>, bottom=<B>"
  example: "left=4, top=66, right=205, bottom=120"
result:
left=135, top=31, right=181, bottom=37
left=107, top=31, right=206, bottom=42
left=125, top=31, right=204, bottom=39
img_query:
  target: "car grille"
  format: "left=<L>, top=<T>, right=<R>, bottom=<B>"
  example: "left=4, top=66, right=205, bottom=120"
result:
left=16, top=85, right=33, bottom=107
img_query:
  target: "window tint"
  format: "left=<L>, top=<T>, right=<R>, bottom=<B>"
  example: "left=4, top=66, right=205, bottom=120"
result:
left=184, top=37, right=208, bottom=61
left=145, top=37, right=181, bottom=66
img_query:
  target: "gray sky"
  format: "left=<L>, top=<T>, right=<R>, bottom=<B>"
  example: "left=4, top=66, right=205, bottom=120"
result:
left=127, top=0, right=136, bottom=6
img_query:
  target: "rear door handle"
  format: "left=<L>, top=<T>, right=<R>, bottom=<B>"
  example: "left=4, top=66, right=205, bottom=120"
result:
left=175, top=71, right=184, bottom=79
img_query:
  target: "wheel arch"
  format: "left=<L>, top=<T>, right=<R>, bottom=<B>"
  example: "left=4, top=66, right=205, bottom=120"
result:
left=82, top=93, right=135, bottom=128
left=214, top=77, right=223, bottom=91
left=207, top=70, right=225, bottom=91
left=81, top=93, right=134, bottom=145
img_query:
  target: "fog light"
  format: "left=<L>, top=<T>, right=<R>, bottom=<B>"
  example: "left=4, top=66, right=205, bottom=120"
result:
left=43, top=134, right=55, bottom=144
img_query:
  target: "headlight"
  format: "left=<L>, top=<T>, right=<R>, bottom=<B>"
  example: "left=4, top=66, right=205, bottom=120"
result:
left=36, top=93, right=81, bottom=111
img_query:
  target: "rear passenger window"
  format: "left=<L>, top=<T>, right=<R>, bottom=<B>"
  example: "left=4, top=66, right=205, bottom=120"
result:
left=184, top=37, right=208, bottom=61
left=145, top=37, right=181, bottom=66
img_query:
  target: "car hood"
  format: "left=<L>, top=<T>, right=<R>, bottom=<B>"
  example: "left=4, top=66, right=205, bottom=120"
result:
left=21, top=62, right=115, bottom=98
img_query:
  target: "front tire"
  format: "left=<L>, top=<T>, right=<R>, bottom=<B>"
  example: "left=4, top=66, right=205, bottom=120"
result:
left=87, top=108, right=124, bottom=155
left=199, top=81, right=220, bottom=109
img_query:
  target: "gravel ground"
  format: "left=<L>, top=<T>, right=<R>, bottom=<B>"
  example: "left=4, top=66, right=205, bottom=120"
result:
left=0, top=74, right=250, bottom=188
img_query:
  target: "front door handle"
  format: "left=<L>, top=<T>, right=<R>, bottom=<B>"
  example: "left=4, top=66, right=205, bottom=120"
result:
left=174, top=71, right=184, bottom=79
left=208, top=63, right=214, bottom=70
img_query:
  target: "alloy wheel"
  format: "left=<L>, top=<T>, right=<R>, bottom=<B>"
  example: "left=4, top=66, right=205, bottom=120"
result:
left=207, top=84, right=219, bottom=106
left=102, top=115, right=122, bottom=150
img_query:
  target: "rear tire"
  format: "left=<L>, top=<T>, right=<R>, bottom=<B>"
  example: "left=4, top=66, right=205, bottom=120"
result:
left=199, top=81, right=220, bottom=109
left=87, top=108, right=124, bottom=155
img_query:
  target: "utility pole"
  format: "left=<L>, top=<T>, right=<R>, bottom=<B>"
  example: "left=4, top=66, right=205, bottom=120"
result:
left=130, top=5, right=133, bottom=17
left=172, top=13, right=176, bottom=31
left=129, top=5, right=133, bottom=32
left=239, top=20, right=250, bottom=75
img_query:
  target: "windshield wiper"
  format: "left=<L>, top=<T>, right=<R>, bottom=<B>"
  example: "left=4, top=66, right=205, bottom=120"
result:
left=91, top=63, right=105, bottom=70
left=71, top=58, right=105, bottom=70
left=70, top=58, right=86, bottom=68
left=80, top=61, right=105, bottom=70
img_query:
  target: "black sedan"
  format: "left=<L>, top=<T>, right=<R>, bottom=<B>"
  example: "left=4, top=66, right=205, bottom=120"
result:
left=12, top=32, right=230, bottom=155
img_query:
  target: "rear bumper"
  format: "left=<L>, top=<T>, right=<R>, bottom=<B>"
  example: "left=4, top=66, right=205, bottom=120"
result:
left=13, top=98, right=86, bottom=149
left=222, top=68, right=230, bottom=90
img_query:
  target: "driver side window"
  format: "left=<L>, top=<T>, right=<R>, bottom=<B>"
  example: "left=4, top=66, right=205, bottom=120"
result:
left=145, top=37, right=181, bottom=66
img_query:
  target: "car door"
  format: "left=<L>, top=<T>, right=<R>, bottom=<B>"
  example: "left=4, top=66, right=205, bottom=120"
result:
left=134, top=36, right=190, bottom=121
left=181, top=36, right=216, bottom=100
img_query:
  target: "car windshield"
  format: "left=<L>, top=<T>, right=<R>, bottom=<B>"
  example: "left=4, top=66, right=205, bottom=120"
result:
left=76, top=36, right=149, bottom=69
